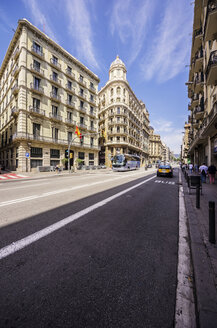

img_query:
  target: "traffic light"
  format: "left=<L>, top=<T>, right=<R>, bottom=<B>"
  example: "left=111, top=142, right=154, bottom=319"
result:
left=65, top=149, right=69, bottom=158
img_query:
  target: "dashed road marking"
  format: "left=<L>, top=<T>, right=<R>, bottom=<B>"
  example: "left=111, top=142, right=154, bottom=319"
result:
left=0, top=174, right=29, bottom=180
left=155, top=180, right=175, bottom=185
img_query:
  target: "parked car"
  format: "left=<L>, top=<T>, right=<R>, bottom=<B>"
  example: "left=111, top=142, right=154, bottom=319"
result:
left=157, top=164, right=173, bottom=178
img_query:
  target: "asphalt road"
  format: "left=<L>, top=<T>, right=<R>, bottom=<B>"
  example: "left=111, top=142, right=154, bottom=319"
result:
left=0, top=169, right=179, bottom=328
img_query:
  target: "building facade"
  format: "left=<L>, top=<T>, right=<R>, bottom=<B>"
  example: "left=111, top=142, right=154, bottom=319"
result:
left=181, top=122, right=191, bottom=164
left=98, top=56, right=150, bottom=167
left=0, top=19, right=100, bottom=172
left=186, top=0, right=217, bottom=167
left=148, top=126, right=163, bottom=164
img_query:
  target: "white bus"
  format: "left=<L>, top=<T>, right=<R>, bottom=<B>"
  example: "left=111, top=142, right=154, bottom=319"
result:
left=111, top=154, right=140, bottom=171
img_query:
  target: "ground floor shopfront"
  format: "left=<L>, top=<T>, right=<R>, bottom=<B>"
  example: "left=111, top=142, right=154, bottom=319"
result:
left=0, top=140, right=99, bottom=172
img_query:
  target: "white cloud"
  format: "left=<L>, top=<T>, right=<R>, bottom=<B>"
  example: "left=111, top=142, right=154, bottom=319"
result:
left=110, top=0, right=155, bottom=65
left=65, top=0, right=99, bottom=69
left=152, top=119, right=182, bottom=153
left=141, top=0, right=193, bottom=82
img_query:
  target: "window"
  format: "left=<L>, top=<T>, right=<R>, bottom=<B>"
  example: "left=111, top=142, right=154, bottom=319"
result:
left=117, top=107, right=120, bottom=114
left=52, top=55, right=58, bottom=65
left=33, top=123, right=40, bottom=138
left=80, top=135, right=84, bottom=146
left=80, top=116, right=84, bottom=124
left=90, top=94, right=94, bottom=101
left=90, top=106, right=94, bottom=115
left=67, top=80, right=72, bottom=89
left=90, top=82, right=94, bottom=89
left=80, top=100, right=84, bottom=108
left=117, top=126, right=120, bottom=133
left=80, top=88, right=84, bottom=96
left=52, top=71, right=58, bottom=82
left=52, top=105, right=58, bottom=116
left=50, top=149, right=60, bottom=158
left=34, top=77, right=40, bottom=90
left=78, top=152, right=85, bottom=165
left=117, top=87, right=120, bottom=95
left=33, top=60, right=40, bottom=71
left=89, top=153, right=94, bottom=165
left=52, top=86, right=58, bottom=96
left=33, top=41, right=42, bottom=55
left=80, top=74, right=83, bottom=82
left=30, top=147, right=42, bottom=158
left=90, top=137, right=94, bottom=147
left=31, top=159, right=43, bottom=168
left=33, top=98, right=40, bottom=109
left=52, top=127, right=58, bottom=140
left=68, top=131, right=72, bottom=142
left=67, top=66, right=72, bottom=75
left=67, top=111, right=72, bottom=121
left=68, top=94, right=73, bottom=104
left=90, top=120, right=94, bottom=129
left=117, top=137, right=120, bottom=141
left=117, top=117, right=120, bottom=122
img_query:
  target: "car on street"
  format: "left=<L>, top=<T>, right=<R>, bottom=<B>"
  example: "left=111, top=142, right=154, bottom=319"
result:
left=157, top=164, right=173, bottom=178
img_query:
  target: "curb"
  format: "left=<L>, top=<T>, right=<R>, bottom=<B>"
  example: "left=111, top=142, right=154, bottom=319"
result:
left=181, top=171, right=217, bottom=327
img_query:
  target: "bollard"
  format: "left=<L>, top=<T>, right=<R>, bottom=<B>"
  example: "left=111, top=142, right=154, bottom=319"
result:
left=196, top=185, right=200, bottom=209
left=209, top=201, right=215, bottom=244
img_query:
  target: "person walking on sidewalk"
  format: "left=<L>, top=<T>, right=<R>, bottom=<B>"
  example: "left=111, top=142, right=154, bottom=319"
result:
left=208, top=164, right=216, bottom=184
left=189, top=163, right=193, bottom=174
left=199, top=162, right=208, bottom=183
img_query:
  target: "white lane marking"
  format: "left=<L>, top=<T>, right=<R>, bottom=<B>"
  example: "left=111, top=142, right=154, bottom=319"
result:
left=0, top=175, right=155, bottom=260
left=0, top=174, right=154, bottom=207
left=175, top=170, right=196, bottom=327
left=0, top=176, right=7, bottom=179
left=155, top=180, right=175, bottom=185
left=0, top=183, right=49, bottom=192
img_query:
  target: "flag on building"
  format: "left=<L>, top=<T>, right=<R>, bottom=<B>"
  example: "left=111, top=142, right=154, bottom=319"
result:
left=75, top=126, right=82, bottom=139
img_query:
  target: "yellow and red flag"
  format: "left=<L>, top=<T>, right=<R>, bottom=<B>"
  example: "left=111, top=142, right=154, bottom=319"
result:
left=75, top=126, right=82, bottom=139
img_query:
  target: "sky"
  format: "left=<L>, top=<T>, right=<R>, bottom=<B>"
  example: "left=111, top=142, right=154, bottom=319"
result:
left=0, top=0, right=194, bottom=154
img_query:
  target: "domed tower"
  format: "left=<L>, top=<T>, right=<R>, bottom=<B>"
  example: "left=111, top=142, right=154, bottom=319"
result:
left=109, top=55, right=127, bottom=81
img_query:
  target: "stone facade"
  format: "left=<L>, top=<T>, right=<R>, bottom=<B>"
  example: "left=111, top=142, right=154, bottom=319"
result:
left=186, top=0, right=217, bottom=167
left=98, top=56, right=150, bottom=167
left=0, top=19, right=100, bottom=172
left=148, top=126, right=163, bottom=164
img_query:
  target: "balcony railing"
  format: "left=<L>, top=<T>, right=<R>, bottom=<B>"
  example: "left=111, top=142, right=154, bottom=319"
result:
left=50, top=92, right=61, bottom=101
left=50, top=58, right=61, bottom=69
left=30, top=83, right=44, bottom=94
left=66, top=100, right=75, bottom=108
left=29, top=106, right=45, bottom=116
left=65, top=68, right=75, bottom=79
left=78, top=78, right=86, bottom=86
left=77, top=123, right=87, bottom=129
left=50, top=75, right=61, bottom=85
left=206, top=50, right=217, bottom=85
left=49, top=113, right=62, bottom=121
left=65, top=84, right=75, bottom=93
left=65, top=118, right=76, bottom=125
left=31, top=46, right=44, bottom=58
left=30, top=64, right=44, bottom=76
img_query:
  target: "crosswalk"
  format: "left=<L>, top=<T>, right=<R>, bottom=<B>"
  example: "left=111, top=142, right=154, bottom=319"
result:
left=0, top=173, right=29, bottom=181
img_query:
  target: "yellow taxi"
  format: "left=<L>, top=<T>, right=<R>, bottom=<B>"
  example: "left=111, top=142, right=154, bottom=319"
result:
left=157, top=164, right=173, bottom=178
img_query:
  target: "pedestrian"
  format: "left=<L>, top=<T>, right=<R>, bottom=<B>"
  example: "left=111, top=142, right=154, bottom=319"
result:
left=199, top=162, right=208, bottom=183
left=208, top=164, right=216, bottom=184
left=55, top=164, right=59, bottom=173
left=188, top=163, right=193, bottom=174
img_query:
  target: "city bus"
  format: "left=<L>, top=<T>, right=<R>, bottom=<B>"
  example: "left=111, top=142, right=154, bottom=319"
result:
left=111, top=154, right=140, bottom=171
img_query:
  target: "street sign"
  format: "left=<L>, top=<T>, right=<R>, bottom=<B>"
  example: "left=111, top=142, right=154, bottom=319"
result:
left=25, top=152, right=30, bottom=158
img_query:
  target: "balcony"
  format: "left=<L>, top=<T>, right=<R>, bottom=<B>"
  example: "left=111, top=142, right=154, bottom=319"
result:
left=193, top=28, right=203, bottom=51
left=78, top=91, right=87, bottom=100
left=30, top=83, right=44, bottom=95
left=50, top=92, right=61, bottom=102
left=65, top=118, right=76, bottom=126
left=78, top=106, right=86, bottom=113
left=89, top=109, right=97, bottom=118
left=89, top=84, right=96, bottom=93
left=30, top=64, right=44, bottom=77
left=206, top=50, right=217, bottom=85
left=205, top=0, right=217, bottom=40
left=89, top=97, right=96, bottom=105
left=191, top=94, right=199, bottom=107
left=11, top=106, right=19, bottom=117
left=49, top=112, right=62, bottom=122
left=12, top=132, right=69, bottom=145
left=29, top=106, right=45, bottom=117
left=66, top=100, right=75, bottom=109
left=78, top=77, right=87, bottom=87
left=50, top=75, right=61, bottom=86
left=31, top=46, right=44, bottom=58
left=12, top=65, right=20, bottom=77
left=13, top=46, right=21, bottom=60
left=11, top=84, right=19, bottom=95
left=88, top=126, right=97, bottom=133
left=194, top=75, right=204, bottom=93
left=194, top=106, right=204, bottom=120
left=65, top=68, right=75, bottom=79
left=77, top=123, right=87, bottom=130
left=50, top=58, right=61, bottom=70
left=65, top=84, right=75, bottom=93
left=194, top=50, right=203, bottom=71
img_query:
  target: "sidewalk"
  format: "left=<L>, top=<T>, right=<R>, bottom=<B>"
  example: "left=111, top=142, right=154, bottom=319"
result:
left=181, top=170, right=217, bottom=327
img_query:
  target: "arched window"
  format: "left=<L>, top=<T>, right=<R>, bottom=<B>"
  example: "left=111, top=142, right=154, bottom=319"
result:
left=110, top=88, right=113, bottom=96
left=117, top=87, right=121, bottom=95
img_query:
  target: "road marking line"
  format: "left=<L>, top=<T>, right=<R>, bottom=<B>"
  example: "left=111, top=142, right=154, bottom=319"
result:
left=0, top=176, right=7, bottom=179
left=16, top=174, right=28, bottom=178
left=0, top=175, right=155, bottom=260
left=175, top=170, right=196, bottom=327
left=0, top=183, right=49, bottom=191
left=0, top=174, right=155, bottom=207
left=6, top=175, right=18, bottom=179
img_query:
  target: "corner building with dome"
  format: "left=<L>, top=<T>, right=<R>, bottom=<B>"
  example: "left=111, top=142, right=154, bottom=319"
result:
left=98, top=56, right=150, bottom=167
